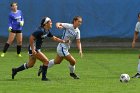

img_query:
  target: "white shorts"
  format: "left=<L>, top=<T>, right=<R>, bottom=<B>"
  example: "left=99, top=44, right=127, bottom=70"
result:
left=57, top=44, right=70, bottom=57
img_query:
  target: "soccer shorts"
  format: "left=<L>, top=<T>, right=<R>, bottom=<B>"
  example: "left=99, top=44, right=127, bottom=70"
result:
left=11, top=30, right=22, bottom=33
left=28, top=46, right=41, bottom=56
left=57, top=44, right=70, bottom=57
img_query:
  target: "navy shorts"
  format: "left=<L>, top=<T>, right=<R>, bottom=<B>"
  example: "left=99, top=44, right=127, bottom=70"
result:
left=28, top=46, right=41, bottom=56
left=11, top=30, right=22, bottom=33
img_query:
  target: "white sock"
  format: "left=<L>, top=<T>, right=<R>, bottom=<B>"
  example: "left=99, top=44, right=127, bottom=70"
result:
left=69, top=64, right=75, bottom=73
left=138, top=59, right=140, bottom=74
left=48, top=59, right=54, bottom=68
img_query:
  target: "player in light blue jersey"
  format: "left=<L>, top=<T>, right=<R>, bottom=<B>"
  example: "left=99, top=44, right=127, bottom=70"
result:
left=132, top=13, right=140, bottom=78
left=38, top=16, right=83, bottom=79
left=1, top=2, right=24, bottom=57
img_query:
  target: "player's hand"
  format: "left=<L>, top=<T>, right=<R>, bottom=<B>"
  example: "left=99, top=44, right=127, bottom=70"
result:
left=65, top=40, right=71, bottom=44
left=132, top=41, right=135, bottom=48
left=32, top=50, right=37, bottom=55
left=79, top=51, right=83, bottom=58
left=8, top=27, right=12, bottom=32
left=20, top=21, right=24, bottom=26
left=57, top=25, right=63, bottom=29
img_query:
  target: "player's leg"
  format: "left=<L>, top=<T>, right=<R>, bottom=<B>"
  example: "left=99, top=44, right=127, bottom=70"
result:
left=38, top=44, right=64, bottom=76
left=1, top=32, right=16, bottom=57
left=50, top=54, right=64, bottom=67
left=35, top=51, right=49, bottom=81
left=38, top=54, right=64, bottom=76
left=64, top=54, right=80, bottom=79
left=16, top=32, right=22, bottom=57
left=132, top=55, right=140, bottom=78
left=12, top=56, right=36, bottom=79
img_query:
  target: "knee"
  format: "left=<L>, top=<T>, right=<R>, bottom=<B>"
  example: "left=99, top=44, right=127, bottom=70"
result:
left=17, top=40, right=22, bottom=45
left=7, top=41, right=12, bottom=45
left=27, top=64, right=34, bottom=68
left=43, top=61, right=49, bottom=66
left=70, top=60, right=76, bottom=66
left=54, top=60, right=61, bottom=64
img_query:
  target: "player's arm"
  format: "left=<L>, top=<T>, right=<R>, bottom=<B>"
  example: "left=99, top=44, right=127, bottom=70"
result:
left=132, top=31, right=139, bottom=48
left=51, top=36, right=66, bottom=43
left=48, top=32, right=69, bottom=43
left=20, top=11, right=24, bottom=26
left=76, top=39, right=83, bottom=58
left=8, top=15, right=12, bottom=32
left=56, top=22, right=64, bottom=29
left=29, top=35, right=36, bottom=55
left=56, top=23, right=71, bottom=29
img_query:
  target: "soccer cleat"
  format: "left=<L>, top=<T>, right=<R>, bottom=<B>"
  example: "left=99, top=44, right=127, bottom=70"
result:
left=42, top=77, right=49, bottom=81
left=70, top=73, right=80, bottom=79
left=17, top=54, right=22, bottom=57
left=1, top=53, right=5, bottom=57
left=12, top=68, right=17, bottom=79
left=132, top=73, right=140, bottom=78
left=38, top=65, right=43, bottom=76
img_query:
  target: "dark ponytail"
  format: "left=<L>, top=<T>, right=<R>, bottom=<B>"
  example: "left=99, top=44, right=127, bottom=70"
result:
left=138, top=13, right=140, bottom=18
left=72, top=16, right=82, bottom=24
left=10, top=2, right=17, bottom=7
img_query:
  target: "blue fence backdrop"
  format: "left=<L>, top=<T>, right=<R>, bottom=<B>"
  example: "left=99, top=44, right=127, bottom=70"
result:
left=0, top=0, right=140, bottom=38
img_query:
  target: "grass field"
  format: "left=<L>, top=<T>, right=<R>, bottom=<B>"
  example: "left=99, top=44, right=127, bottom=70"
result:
left=0, top=48, right=140, bottom=93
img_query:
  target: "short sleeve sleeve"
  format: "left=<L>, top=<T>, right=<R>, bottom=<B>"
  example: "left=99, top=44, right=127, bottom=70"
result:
left=32, top=31, right=43, bottom=38
left=61, top=23, right=72, bottom=29
left=135, top=22, right=139, bottom=32
left=47, top=32, right=53, bottom=37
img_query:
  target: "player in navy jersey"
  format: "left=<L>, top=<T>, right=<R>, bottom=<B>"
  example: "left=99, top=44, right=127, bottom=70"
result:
left=1, top=2, right=24, bottom=57
left=38, top=16, right=83, bottom=79
left=12, top=17, right=69, bottom=81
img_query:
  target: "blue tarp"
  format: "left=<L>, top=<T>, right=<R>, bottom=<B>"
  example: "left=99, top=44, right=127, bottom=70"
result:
left=0, top=0, right=140, bottom=38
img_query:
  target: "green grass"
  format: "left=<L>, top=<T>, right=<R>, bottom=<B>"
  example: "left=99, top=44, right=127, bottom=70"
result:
left=0, top=48, right=140, bottom=93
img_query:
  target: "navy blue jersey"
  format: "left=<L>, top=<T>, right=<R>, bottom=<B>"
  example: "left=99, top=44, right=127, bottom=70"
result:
left=31, top=27, right=53, bottom=49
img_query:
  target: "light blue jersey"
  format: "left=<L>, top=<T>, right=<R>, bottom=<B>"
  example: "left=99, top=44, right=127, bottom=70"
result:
left=57, top=23, right=81, bottom=57
left=59, top=23, right=80, bottom=49
left=135, top=22, right=140, bottom=32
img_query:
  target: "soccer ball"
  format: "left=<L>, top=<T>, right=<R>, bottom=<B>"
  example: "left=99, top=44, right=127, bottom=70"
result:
left=120, top=74, right=130, bottom=83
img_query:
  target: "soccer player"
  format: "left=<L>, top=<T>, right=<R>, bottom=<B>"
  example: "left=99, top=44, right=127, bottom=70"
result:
left=132, top=13, right=140, bottom=78
left=1, top=2, right=24, bottom=57
left=38, top=16, right=83, bottom=79
left=12, top=17, right=69, bottom=81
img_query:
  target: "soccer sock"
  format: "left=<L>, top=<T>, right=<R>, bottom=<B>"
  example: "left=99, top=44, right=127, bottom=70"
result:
left=17, top=45, right=21, bottom=54
left=69, top=64, right=75, bottom=73
left=48, top=59, right=54, bottom=68
left=42, top=65, right=48, bottom=79
left=3, top=43, right=10, bottom=53
left=15, top=63, right=28, bottom=72
left=138, top=59, right=140, bottom=74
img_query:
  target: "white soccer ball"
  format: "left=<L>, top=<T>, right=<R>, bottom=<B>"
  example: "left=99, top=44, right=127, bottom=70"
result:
left=120, top=74, right=130, bottom=83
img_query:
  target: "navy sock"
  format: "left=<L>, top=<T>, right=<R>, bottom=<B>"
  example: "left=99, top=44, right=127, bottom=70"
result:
left=42, top=65, right=48, bottom=79
left=15, top=63, right=28, bottom=72
left=17, top=45, right=21, bottom=54
left=3, top=43, right=10, bottom=53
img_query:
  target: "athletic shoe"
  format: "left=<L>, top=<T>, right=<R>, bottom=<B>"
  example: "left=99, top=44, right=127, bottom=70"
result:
left=12, top=68, right=17, bottom=79
left=18, top=54, right=22, bottom=57
left=38, top=65, right=43, bottom=76
left=1, top=53, right=5, bottom=57
left=132, top=73, right=140, bottom=78
left=70, top=73, right=80, bottom=79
